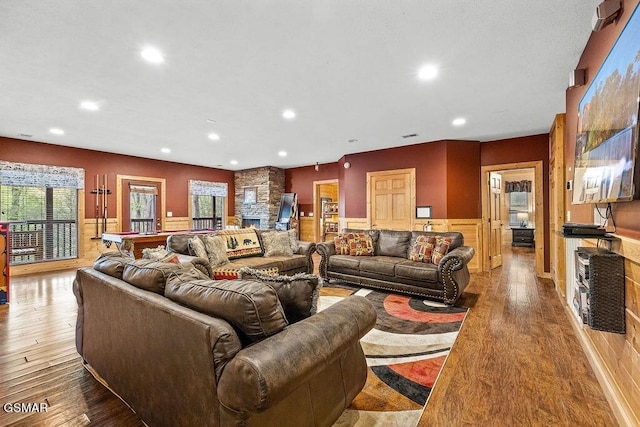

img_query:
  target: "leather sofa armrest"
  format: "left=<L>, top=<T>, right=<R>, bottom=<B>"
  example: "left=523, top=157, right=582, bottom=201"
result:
left=437, top=246, right=475, bottom=304
left=315, top=242, right=336, bottom=279
left=174, top=254, right=213, bottom=279
left=217, top=295, right=376, bottom=414
left=296, top=241, right=316, bottom=273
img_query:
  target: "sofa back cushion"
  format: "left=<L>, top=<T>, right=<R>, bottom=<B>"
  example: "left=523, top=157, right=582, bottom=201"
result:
left=166, top=233, right=195, bottom=255
left=377, top=230, right=412, bottom=257
left=164, top=276, right=288, bottom=343
left=93, top=251, right=131, bottom=279
left=122, top=259, right=187, bottom=294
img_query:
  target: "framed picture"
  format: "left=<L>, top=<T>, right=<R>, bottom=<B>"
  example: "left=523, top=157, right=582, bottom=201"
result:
left=243, top=187, right=257, bottom=204
left=416, top=205, right=432, bottom=219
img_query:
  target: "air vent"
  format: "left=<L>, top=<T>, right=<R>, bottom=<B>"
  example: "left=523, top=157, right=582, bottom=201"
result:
left=402, top=133, right=418, bottom=139
left=17, top=132, right=33, bottom=138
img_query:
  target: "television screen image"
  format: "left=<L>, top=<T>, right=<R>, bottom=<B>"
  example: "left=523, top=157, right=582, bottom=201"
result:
left=572, top=4, right=640, bottom=205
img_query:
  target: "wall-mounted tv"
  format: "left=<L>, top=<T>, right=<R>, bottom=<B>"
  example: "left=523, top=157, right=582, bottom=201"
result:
left=572, top=4, right=640, bottom=205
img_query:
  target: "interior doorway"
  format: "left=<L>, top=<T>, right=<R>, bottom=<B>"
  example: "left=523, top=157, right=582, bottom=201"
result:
left=313, top=179, right=338, bottom=242
left=481, top=161, right=544, bottom=277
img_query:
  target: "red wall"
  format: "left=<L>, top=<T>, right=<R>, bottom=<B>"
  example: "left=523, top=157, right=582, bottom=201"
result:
left=446, top=141, right=482, bottom=218
left=566, top=0, right=640, bottom=240
left=1, top=137, right=235, bottom=219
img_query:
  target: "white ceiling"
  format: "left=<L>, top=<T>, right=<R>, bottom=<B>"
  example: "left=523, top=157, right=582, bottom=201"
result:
left=0, top=1, right=599, bottom=171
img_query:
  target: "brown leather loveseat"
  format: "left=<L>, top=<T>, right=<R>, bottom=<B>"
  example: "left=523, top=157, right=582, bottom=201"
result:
left=73, top=255, right=376, bottom=426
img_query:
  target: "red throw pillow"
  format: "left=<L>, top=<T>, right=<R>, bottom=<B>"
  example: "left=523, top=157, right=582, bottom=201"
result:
left=409, top=235, right=437, bottom=263
left=347, top=233, right=374, bottom=256
left=431, top=237, right=452, bottom=264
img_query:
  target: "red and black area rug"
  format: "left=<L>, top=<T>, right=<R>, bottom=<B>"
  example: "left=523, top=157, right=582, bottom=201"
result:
left=320, top=285, right=468, bottom=427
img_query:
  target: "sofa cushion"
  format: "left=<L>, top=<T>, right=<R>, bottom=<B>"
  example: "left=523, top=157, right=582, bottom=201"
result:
left=408, top=235, right=437, bottom=263
left=395, top=260, right=439, bottom=283
left=164, top=277, right=288, bottom=342
left=217, top=229, right=263, bottom=259
left=122, top=259, right=187, bottom=294
left=261, top=231, right=294, bottom=257
left=142, top=245, right=170, bottom=260
left=166, top=233, right=195, bottom=255
left=93, top=251, right=131, bottom=279
left=238, top=268, right=322, bottom=323
left=432, top=237, right=452, bottom=264
left=358, top=256, right=399, bottom=277
left=188, top=236, right=208, bottom=259
left=202, top=234, right=230, bottom=267
left=377, top=230, right=412, bottom=258
left=328, top=255, right=362, bottom=274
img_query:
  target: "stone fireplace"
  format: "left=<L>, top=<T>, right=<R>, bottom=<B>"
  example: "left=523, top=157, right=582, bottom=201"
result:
left=235, top=167, right=285, bottom=229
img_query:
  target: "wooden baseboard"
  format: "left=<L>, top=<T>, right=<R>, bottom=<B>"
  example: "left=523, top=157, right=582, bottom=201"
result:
left=565, top=304, right=638, bottom=427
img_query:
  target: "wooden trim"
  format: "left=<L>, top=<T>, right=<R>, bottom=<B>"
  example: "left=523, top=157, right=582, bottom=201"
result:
left=313, top=179, right=339, bottom=242
left=116, top=175, right=166, bottom=232
left=480, top=161, right=544, bottom=275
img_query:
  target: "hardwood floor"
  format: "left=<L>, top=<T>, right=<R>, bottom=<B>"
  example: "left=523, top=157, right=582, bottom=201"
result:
left=0, top=248, right=617, bottom=426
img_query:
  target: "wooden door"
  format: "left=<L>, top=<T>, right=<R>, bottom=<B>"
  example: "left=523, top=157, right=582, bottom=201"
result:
left=489, top=172, right=503, bottom=269
left=368, top=169, right=415, bottom=230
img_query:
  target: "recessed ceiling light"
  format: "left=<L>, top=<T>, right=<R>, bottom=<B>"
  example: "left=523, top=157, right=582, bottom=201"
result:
left=278, top=150, right=287, bottom=157
left=348, top=139, right=358, bottom=143
left=161, top=147, right=171, bottom=154
left=208, top=133, right=220, bottom=141
left=230, top=160, right=238, bottom=165
left=141, top=47, right=164, bottom=64
left=80, top=100, right=100, bottom=111
left=49, top=128, right=64, bottom=135
left=452, top=117, right=466, bottom=126
left=282, top=109, right=296, bottom=120
left=418, top=64, right=438, bottom=81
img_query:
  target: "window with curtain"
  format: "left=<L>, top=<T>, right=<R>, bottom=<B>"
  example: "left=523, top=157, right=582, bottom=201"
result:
left=0, top=161, right=83, bottom=265
left=505, top=180, right=531, bottom=227
left=190, top=180, right=227, bottom=230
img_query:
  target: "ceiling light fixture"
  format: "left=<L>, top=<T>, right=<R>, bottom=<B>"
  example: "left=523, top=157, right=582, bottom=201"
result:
left=452, top=117, right=466, bottom=126
left=141, top=47, right=165, bottom=64
left=418, top=64, right=438, bottom=81
left=80, top=100, right=100, bottom=111
left=230, top=160, right=238, bottom=165
left=315, top=162, right=319, bottom=172
left=278, top=151, right=287, bottom=157
left=282, top=109, right=296, bottom=120
left=208, top=133, right=220, bottom=141
left=49, top=128, right=64, bottom=135
left=161, top=147, right=171, bottom=154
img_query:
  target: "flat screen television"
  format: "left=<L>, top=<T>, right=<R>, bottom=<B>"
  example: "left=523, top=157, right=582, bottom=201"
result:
left=572, top=4, right=640, bottom=205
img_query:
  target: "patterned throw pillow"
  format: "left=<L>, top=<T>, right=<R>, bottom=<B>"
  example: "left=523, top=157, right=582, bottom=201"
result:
left=348, top=233, right=374, bottom=256
left=217, top=229, right=263, bottom=259
left=159, top=253, right=181, bottom=264
left=409, top=235, right=437, bottom=263
left=141, top=245, right=169, bottom=261
left=262, top=231, right=295, bottom=257
left=202, top=234, right=230, bottom=268
left=334, top=234, right=351, bottom=255
left=431, top=237, right=452, bottom=264
left=188, top=236, right=208, bottom=259
left=212, top=266, right=278, bottom=280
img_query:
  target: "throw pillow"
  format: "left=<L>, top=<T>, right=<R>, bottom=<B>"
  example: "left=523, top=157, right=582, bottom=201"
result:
left=347, top=233, right=374, bottom=256
left=202, top=234, right=230, bottom=268
left=188, top=236, right=208, bottom=259
left=164, top=277, right=288, bottom=342
left=238, top=268, right=322, bottom=323
left=409, top=235, right=437, bottom=263
left=217, top=229, right=263, bottom=259
left=142, top=245, right=169, bottom=261
left=431, top=237, right=452, bottom=264
left=159, top=253, right=181, bottom=264
left=262, top=231, right=294, bottom=257
left=334, top=234, right=351, bottom=255
left=212, top=266, right=278, bottom=280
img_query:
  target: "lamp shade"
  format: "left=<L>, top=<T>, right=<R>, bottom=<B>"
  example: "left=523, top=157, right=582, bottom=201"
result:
left=516, top=212, right=528, bottom=220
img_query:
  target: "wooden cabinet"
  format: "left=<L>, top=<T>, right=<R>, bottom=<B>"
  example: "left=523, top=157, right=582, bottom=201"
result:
left=322, top=202, right=339, bottom=241
left=511, top=227, right=534, bottom=247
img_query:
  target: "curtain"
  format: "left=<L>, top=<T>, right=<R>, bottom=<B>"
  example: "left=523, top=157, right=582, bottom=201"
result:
left=190, top=180, right=227, bottom=197
left=0, top=161, right=84, bottom=189
left=505, top=180, right=532, bottom=193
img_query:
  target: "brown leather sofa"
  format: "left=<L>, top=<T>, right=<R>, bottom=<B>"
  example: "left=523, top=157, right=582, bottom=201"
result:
left=73, top=257, right=376, bottom=427
left=166, top=229, right=316, bottom=278
left=317, top=229, right=475, bottom=305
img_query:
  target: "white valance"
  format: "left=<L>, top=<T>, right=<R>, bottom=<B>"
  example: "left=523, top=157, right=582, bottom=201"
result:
left=0, top=161, right=84, bottom=189
left=190, top=180, right=228, bottom=197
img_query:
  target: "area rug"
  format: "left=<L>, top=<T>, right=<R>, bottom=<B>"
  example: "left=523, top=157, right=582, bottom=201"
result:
left=319, top=284, right=468, bottom=427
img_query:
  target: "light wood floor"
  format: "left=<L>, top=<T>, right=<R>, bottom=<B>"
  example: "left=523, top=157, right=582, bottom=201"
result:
left=0, top=248, right=617, bottom=426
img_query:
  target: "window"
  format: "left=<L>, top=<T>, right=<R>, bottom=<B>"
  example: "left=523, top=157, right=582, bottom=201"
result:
left=190, top=180, right=227, bottom=230
left=508, top=192, right=528, bottom=226
left=0, top=161, right=83, bottom=265
left=129, top=184, right=157, bottom=233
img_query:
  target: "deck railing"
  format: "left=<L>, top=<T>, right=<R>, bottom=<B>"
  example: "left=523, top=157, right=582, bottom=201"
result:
left=9, top=220, right=77, bottom=265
